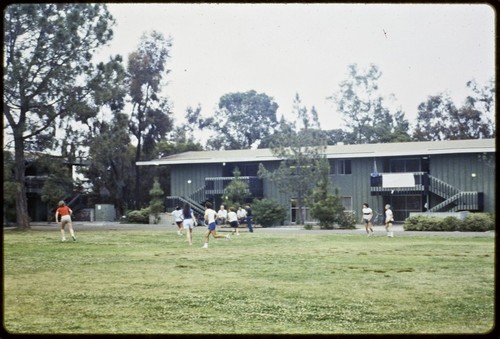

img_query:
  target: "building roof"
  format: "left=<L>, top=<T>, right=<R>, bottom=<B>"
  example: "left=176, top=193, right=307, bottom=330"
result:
left=136, top=138, right=496, bottom=166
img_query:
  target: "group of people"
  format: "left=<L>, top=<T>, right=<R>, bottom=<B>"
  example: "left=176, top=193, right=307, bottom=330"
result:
left=169, top=202, right=254, bottom=247
left=361, top=203, right=394, bottom=237
left=216, top=204, right=253, bottom=233
left=53, top=199, right=395, bottom=244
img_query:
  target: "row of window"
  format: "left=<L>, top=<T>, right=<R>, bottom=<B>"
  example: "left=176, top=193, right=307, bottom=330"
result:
left=226, top=158, right=425, bottom=177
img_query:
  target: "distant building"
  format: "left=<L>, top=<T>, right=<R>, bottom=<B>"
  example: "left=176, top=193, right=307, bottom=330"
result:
left=21, top=155, right=90, bottom=222
left=137, top=139, right=495, bottom=224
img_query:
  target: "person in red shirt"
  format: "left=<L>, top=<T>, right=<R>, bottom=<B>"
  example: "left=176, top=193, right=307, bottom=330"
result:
left=55, top=200, right=76, bottom=241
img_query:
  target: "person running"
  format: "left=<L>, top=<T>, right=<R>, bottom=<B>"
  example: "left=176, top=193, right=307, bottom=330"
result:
left=385, top=204, right=394, bottom=237
left=55, top=200, right=76, bottom=242
left=168, top=206, right=184, bottom=236
left=227, top=207, right=240, bottom=236
left=202, top=202, right=230, bottom=248
left=362, top=203, right=374, bottom=236
left=182, top=203, right=197, bottom=245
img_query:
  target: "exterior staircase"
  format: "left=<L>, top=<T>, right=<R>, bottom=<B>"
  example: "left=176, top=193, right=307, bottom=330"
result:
left=428, top=175, right=482, bottom=212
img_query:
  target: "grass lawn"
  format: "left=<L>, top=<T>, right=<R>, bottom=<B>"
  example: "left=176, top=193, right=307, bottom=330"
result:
left=2, top=227, right=495, bottom=335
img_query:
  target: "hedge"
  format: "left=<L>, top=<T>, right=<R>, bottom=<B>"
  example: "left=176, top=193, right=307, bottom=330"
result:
left=403, top=213, right=494, bottom=232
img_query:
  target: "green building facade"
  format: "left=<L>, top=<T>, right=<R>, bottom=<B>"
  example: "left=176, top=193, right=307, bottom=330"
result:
left=137, top=139, right=495, bottom=224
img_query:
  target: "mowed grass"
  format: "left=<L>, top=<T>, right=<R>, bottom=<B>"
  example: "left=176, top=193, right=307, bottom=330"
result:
left=3, top=227, right=495, bottom=335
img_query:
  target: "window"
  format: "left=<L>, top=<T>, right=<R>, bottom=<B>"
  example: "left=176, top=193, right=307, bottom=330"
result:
left=389, top=158, right=420, bottom=172
left=330, top=159, right=352, bottom=175
left=341, top=196, right=353, bottom=211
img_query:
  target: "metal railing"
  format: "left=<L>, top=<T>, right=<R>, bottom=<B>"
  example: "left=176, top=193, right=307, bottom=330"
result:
left=430, top=191, right=482, bottom=212
left=428, top=175, right=460, bottom=199
left=205, top=176, right=263, bottom=196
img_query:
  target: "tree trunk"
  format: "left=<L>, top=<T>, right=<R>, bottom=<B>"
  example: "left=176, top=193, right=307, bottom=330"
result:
left=134, top=137, right=142, bottom=210
left=14, top=134, right=30, bottom=229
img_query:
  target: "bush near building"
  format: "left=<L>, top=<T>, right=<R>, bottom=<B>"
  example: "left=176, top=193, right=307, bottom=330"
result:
left=252, top=199, right=286, bottom=227
left=124, top=208, right=151, bottom=224
left=403, top=213, right=494, bottom=232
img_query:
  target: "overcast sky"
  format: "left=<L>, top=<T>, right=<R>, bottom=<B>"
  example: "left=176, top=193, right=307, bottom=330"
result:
left=95, top=3, right=495, bottom=131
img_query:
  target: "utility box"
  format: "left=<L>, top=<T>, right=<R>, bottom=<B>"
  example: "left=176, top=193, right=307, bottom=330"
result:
left=95, top=204, right=116, bottom=221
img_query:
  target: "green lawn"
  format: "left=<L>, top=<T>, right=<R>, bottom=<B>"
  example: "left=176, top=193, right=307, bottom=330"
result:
left=3, top=228, right=495, bottom=334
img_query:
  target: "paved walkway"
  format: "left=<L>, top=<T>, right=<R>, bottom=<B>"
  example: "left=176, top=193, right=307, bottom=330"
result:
left=20, top=221, right=494, bottom=237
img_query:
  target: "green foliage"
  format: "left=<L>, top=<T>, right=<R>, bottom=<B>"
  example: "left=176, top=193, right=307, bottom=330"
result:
left=337, top=211, right=357, bottom=229
left=222, top=167, right=251, bottom=206
left=205, top=90, right=279, bottom=150
left=252, top=199, right=286, bottom=227
left=330, top=63, right=411, bottom=144
left=4, top=4, right=116, bottom=228
left=308, top=159, right=346, bottom=229
left=462, top=213, right=494, bottom=232
left=258, top=95, right=327, bottom=225
left=148, top=177, right=164, bottom=224
left=440, top=216, right=460, bottom=232
left=125, top=208, right=150, bottom=224
left=404, top=214, right=494, bottom=232
left=413, top=78, right=495, bottom=141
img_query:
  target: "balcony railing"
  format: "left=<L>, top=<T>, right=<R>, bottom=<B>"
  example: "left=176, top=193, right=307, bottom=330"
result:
left=205, top=176, right=263, bottom=197
left=370, top=172, right=426, bottom=195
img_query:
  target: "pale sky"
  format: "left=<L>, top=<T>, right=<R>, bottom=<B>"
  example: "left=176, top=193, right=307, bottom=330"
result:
left=95, top=3, right=495, bottom=132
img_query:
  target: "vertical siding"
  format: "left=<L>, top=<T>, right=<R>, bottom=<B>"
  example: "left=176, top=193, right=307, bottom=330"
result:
left=169, top=151, right=495, bottom=221
left=430, top=153, right=495, bottom=212
left=170, top=163, right=221, bottom=197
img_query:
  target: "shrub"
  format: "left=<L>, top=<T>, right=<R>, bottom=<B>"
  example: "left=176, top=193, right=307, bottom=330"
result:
left=441, top=216, right=460, bottom=232
left=252, top=199, right=286, bottom=227
left=337, top=211, right=357, bottom=229
left=404, top=213, right=494, bottom=232
left=126, top=208, right=150, bottom=224
left=460, top=213, right=494, bottom=232
left=403, top=215, right=426, bottom=231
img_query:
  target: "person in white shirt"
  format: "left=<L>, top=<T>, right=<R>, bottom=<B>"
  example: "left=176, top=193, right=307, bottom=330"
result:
left=237, top=206, right=247, bottom=225
left=385, top=204, right=394, bottom=237
left=362, top=203, right=374, bottom=237
left=168, top=206, right=184, bottom=236
left=227, top=207, right=240, bottom=236
left=203, top=202, right=230, bottom=248
left=217, top=205, right=228, bottom=225
left=182, top=203, right=198, bottom=245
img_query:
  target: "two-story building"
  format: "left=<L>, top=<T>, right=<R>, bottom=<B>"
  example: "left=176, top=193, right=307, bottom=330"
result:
left=137, top=138, right=495, bottom=224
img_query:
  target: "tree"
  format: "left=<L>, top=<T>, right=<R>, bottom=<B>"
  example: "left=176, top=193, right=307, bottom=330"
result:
left=222, top=167, right=251, bottom=207
left=330, top=63, right=410, bottom=144
left=4, top=4, right=115, bottom=228
left=205, top=90, right=279, bottom=150
left=308, top=158, right=345, bottom=229
left=149, top=177, right=164, bottom=224
left=413, top=83, right=494, bottom=141
left=127, top=30, right=174, bottom=208
left=258, top=94, right=327, bottom=225
left=83, top=111, right=136, bottom=217
left=39, top=156, right=74, bottom=221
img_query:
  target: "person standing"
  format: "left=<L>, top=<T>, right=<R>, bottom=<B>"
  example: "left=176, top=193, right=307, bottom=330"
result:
left=227, top=207, right=240, bottom=236
left=362, top=203, right=374, bottom=236
left=245, top=204, right=254, bottom=233
left=182, top=203, right=197, bottom=245
left=55, top=201, right=76, bottom=242
left=217, top=204, right=228, bottom=225
left=168, top=206, right=184, bottom=236
left=202, top=202, right=230, bottom=248
left=384, top=204, right=394, bottom=237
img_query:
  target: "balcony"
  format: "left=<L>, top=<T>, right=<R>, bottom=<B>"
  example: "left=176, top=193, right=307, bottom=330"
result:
left=370, top=172, right=427, bottom=195
left=25, top=175, right=48, bottom=194
left=205, top=176, right=263, bottom=197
